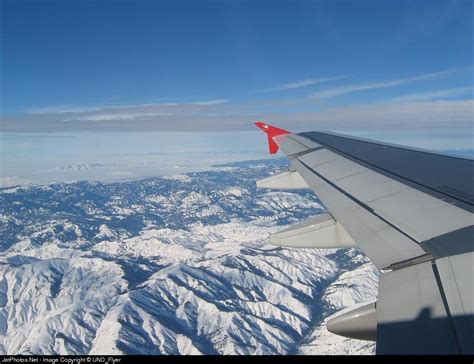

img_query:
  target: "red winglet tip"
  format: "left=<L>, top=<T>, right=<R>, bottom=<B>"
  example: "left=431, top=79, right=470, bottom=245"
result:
left=254, top=121, right=290, bottom=154
left=254, top=121, right=290, bottom=135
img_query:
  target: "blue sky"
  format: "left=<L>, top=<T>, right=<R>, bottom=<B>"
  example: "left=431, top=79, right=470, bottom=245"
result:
left=1, top=0, right=472, bottom=134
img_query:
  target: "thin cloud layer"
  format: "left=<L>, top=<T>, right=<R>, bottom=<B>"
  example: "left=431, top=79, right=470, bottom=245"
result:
left=2, top=99, right=472, bottom=134
left=30, top=100, right=232, bottom=122
left=309, top=68, right=469, bottom=99
left=275, top=99, right=473, bottom=131
left=191, top=99, right=229, bottom=105
left=3, top=68, right=472, bottom=134
left=256, top=76, right=347, bottom=93
left=391, top=86, right=472, bottom=102
left=28, top=99, right=229, bottom=115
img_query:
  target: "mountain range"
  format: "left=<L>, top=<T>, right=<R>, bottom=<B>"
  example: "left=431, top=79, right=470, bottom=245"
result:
left=0, top=159, right=378, bottom=355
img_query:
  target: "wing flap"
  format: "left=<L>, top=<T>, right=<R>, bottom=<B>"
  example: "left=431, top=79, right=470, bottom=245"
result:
left=377, top=261, right=461, bottom=354
left=436, top=252, right=474, bottom=354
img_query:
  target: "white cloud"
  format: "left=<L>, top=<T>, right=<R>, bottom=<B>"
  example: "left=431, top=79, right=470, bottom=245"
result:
left=28, top=105, right=106, bottom=114
left=391, top=86, right=472, bottom=102
left=309, top=68, right=468, bottom=99
left=266, top=99, right=474, bottom=132
left=27, top=99, right=231, bottom=122
left=70, top=112, right=176, bottom=122
left=191, top=99, right=229, bottom=105
left=28, top=100, right=229, bottom=115
left=6, top=70, right=472, bottom=135
left=4, top=98, right=472, bottom=134
left=256, top=76, right=347, bottom=93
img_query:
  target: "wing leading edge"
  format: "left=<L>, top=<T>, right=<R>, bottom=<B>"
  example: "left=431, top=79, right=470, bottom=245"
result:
left=255, top=122, right=473, bottom=354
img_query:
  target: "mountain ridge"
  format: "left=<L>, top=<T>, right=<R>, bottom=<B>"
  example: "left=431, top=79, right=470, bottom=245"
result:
left=0, top=160, right=377, bottom=355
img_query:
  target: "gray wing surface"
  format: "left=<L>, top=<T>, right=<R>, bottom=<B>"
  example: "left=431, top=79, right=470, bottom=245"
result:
left=266, top=130, right=473, bottom=354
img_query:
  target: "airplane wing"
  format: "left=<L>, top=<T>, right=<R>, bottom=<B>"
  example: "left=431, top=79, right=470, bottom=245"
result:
left=255, top=122, right=473, bottom=354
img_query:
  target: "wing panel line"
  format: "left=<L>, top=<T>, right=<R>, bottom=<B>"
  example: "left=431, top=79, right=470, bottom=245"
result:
left=298, top=158, right=422, bottom=246
left=432, top=262, right=462, bottom=354
left=301, top=133, right=473, bottom=212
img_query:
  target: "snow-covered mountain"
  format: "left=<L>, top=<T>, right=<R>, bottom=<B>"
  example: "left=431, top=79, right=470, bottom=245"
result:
left=0, top=159, right=378, bottom=355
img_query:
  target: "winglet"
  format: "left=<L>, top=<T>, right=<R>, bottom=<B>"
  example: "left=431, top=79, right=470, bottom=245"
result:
left=255, top=122, right=290, bottom=154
